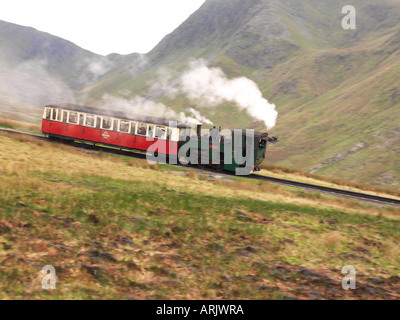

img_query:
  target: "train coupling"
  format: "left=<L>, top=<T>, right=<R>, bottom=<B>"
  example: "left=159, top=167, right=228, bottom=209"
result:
left=268, top=136, right=279, bottom=143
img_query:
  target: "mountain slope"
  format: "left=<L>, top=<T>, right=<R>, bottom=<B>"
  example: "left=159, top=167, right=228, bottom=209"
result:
left=79, top=0, right=400, bottom=187
left=1, top=0, right=399, bottom=187
left=0, top=20, right=102, bottom=89
left=0, top=20, right=144, bottom=120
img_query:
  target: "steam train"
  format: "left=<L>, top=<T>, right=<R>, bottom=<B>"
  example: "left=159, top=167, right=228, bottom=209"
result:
left=41, top=104, right=277, bottom=174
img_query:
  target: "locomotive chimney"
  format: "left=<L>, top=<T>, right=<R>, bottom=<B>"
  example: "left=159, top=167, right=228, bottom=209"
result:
left=197, top=124, right=202, bottom=138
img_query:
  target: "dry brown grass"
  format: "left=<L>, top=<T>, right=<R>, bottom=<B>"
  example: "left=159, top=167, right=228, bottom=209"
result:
left=186, top=171, right=198, bottom=180
left=0, top=117, right=41, bottom=132
left=261, top=163, right=400, bottom=199
left=1, top=131, right=399, bottom=220
left=323, top=231, right=342, bottom=250
left=224, top=180, right=289, bottom=197
left=1, top=132, right=400, bottom=300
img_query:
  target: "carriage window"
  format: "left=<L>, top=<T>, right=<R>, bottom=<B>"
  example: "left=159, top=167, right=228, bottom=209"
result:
left=96, top=117, right=101, bottom=129
left=57, top=109, right=62, bottom=121
left=166, top=128, right=173, bottom=141
left=147, top=125, right=155, bottom=138
left=155, top=126, right=166, bottom=139
left=79, top=114, right=84, bottom=126
left=69, top=112, right=78, bottom=124
left=63, top=111, right=68, bottom=123
left=102, top=117, right=112, bottom=130
left=120, top=120, right=129, bottom=133
left=131, top=122, right=137, bottom=134
left=113, top=119, right=118, bottom=131
left=51, top=109, right=57, bottom=120
left=137, top=123, right=147, bottom=136
left=45, top=108, right=51, bottom=120
left=86, top=115, right=95, bottom=127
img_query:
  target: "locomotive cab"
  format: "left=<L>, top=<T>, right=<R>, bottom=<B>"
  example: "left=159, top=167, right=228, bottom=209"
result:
left=250, top=132, right=278, bottom=173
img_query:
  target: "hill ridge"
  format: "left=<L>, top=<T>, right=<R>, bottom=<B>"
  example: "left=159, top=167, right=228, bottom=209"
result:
left=0, top=0, right=399, bottom=187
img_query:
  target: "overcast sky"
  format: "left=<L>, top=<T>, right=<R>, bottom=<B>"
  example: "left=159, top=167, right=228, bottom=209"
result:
left=0, top=0, right=206, bottom=55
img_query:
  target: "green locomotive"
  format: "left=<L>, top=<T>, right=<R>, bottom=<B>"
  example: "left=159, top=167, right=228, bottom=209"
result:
left=176, top=125, right=278, bottom=175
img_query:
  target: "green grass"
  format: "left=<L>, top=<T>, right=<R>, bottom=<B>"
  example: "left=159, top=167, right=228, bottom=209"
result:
left=1, top=169, right=400, bottom=299
left=3, top=0, right=400, bottom=188
left=1, top=133, right=400, bottom=299
left=0, top=117, right=41, bottom=134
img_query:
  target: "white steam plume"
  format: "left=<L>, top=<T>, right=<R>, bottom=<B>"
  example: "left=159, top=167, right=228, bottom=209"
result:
left=189, top=108, right=213, bottom=125
left=100, top=94, right=212, bottom=126
left=177, top=60, right=278, bottom=129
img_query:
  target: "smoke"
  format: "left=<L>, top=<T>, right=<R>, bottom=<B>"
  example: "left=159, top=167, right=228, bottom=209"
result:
left=176, top=59, right=278, bottom=129
left=76, top=53, right=149, bottom=104
left=100, top=94, right=212, bottom=126
left=0, top=58, right=76, bottom=118
left=149, top=67, right=180, bottom=99
left=80, top=57, right=115, bottom=85
left=188, top=108, right=213, bottom=125
left=78, top=53, right=148, bottom=86
left=0, top=50, right=276, bottom=130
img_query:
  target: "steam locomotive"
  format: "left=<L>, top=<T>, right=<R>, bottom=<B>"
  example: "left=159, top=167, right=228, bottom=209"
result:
left=41, top=104, right=277, bottom=174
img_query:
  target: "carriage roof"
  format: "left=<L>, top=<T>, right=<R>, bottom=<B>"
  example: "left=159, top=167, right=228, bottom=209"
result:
left=46, top=103, right=192, bottom=128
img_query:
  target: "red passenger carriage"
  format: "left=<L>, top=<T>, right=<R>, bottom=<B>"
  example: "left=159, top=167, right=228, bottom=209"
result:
left=41, top=103, right=191, bottom=156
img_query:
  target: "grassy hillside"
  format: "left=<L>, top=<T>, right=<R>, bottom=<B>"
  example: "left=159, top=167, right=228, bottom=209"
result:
left=80, top=0, right=400, bottom=188
left=0, top=20, right=143, bottom=119
left=1, top=132, right=400, bottom=299
left=1, top=0, right=399, bottom=188
left=0, top=20, right=101, bottom=89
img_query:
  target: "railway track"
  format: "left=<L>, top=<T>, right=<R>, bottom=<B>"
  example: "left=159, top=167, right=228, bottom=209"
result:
left=1, top=127, right=400, bottom=206
left=250, top=174, right=400, bottom=206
